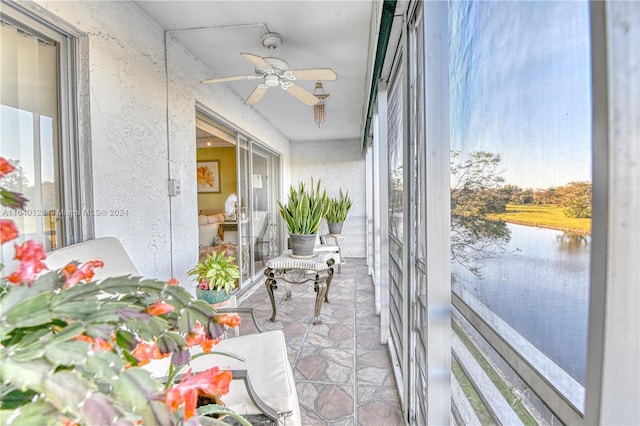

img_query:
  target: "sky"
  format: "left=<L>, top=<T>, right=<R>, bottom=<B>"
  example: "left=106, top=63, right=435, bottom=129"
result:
left=449, top=0, right=592, bottom=190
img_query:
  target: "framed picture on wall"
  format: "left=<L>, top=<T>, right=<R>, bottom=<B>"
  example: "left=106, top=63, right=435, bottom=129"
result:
left=196, top=160, right=220, bottom=193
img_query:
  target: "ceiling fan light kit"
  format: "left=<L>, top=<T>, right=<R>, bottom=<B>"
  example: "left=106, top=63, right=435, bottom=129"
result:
left=201, top=31, right=337, bottom=111
left=313, top=81, right=329, bottom=128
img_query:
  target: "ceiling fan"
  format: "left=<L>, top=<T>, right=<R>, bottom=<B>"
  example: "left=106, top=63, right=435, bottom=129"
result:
left=201, top=32, right=337, bottom=106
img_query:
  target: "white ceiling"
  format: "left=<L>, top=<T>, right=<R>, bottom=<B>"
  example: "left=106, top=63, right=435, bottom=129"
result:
left=134, top=1, right=376, bottom=143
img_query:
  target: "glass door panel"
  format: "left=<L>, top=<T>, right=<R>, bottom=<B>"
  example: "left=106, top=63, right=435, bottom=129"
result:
left=1, top=20, right=63, bottom=274
left=236, top=137, right=251, bottom=282
left=251, top=145, right=279, bottom=271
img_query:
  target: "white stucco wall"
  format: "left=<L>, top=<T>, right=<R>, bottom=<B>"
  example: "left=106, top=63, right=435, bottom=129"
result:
left=290, top=139, right=367, bottom=258
left=29, top=1, right=292, bottom=289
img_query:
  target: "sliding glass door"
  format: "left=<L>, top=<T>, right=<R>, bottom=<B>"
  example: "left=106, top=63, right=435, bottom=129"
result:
left=195, top=110, right=280, bottom=286
left=236, top=136, right=281, bottom=284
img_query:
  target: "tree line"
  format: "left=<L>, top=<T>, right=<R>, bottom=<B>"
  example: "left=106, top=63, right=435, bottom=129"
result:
left=499, top=182, right=592, bottom=218
left=451, top=151, right=592, bottom=219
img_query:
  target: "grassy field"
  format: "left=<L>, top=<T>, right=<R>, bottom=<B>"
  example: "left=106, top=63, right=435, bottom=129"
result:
left=487, top=204, right=591, bottom=234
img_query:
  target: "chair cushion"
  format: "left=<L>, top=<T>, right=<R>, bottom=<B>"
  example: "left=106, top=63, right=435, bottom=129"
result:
left=198, top=223, right=220, bottom=247
left=143, top=330, right=299, bottom=419
left=207, top=213, right=225, bottom=224
left=44, top=237, right=139, bottom=280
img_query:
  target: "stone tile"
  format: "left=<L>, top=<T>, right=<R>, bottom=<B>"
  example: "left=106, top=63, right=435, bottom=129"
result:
left=356, top=328, right=384, bottom=350
left=295, top=353, right=328, bottom=380
left=300, top=406, right=328, bottom=425
left=316, top=384, right=354, bottom=421
left=357, top=349, right=392, bottom=369
left=322, top=306, right=355, bottom=323
left=357, top=365, right=395, bottom=386
left=236, top=259, right=403, bottom=425
left=356, top=309, right=380, bottom=328
left=297, top=381, right=320, bottom=410
left=357, top=400, right=405, bottom=425
left=305, top=324, right=354, bottom=349
left=295, top=345, right=354, bottom=383
left=329, top=418, right=356, bottom=426
left=357, top=384, right=401, bottom=405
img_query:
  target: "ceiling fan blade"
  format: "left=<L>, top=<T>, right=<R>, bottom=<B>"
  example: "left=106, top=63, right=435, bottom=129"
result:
left=289, top=68, right=337, bottom=81
left=241, top=53, right=272, bottom=70
left=283, top=83, right=320, bottom=106
left=245, top=85, right=269, bottom=105
left=201, top=75, right=255, bottom=84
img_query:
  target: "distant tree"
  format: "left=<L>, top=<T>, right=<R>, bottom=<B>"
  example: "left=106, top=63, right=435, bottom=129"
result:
left=533, top=187, right=558, bottom=205
left=451, top=151, right=511, bottom=275
left=499, top=184, right=522, bottom=204
left=556, top=181, right=592, bottom=218
left=518, top=188, right=534, bottom=204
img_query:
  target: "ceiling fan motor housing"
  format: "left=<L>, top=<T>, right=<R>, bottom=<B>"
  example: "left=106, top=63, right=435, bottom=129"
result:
left=264, top=74, right=280, bottom=87
left=263, top=57, right=288, bottom=75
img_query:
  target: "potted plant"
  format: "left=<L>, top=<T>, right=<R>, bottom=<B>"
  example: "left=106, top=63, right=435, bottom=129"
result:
left=278, top=179, right=329, bottom=258
left=325, top=189, right=352, bottom=235
left=188, top=251, right=240, bottom=304
left=0, top=157, right=249, bottom=425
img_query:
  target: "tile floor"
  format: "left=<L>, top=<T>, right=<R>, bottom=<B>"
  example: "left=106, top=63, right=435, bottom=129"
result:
left=236, top=258, right=405, bottom=425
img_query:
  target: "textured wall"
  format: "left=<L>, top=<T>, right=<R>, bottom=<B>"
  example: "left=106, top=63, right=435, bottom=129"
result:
left=32, top=1, right=292, bottom=289
left=290, top=139, right=367, bottom=258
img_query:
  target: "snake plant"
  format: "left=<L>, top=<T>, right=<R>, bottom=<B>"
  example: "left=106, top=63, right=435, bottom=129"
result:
left=278, top=179, right=329, bottom=235
left=325, top=189, right=353, bottom=223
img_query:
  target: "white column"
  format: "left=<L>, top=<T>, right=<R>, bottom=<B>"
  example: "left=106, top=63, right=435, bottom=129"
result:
left=596, top=2, right=640, bottom=424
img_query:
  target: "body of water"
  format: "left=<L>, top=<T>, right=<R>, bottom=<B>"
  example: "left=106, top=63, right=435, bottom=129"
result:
left=453, top=223, right=590, bottom=384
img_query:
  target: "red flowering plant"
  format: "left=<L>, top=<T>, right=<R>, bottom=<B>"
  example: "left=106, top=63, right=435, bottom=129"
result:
left=0, top=157, right=248, bottom=425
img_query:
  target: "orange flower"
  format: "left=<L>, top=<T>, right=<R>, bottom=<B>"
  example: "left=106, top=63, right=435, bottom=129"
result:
left=166, top=277, right=179, bottom=286
left=93, top=337, right=113, bottom=351
left=0, top=220, right=18, bottom=244
left=60, top=417, right=79, bottom=426
left=75, top=334, right=93, bottom=344
left=146, top=301, right=175, bottom=316
left=62, top=260, right=104, bottom=288
left=186, top=322, right=206, bottom=347
left=215, top=313, right=241, bottom=328
left=130, top=341, right=166, bottom=366
left=185, top=322, right=219, bottom=352
left=0, top=157, right=14, bottom=178
left=6, top=240, right=47, bottom=285
left=165, top=367, right=232, bottom=419
left=201, top=338, right=220, bottom=353
left=74, top=334, right=113, bottom=352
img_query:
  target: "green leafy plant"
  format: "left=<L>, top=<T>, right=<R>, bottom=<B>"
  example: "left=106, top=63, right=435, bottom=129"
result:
left=278, top=179, right=329, bottom=235
left=0, top=156, right=249, bottom=425
left=187, top=251, right=239, bottom=293
left=325, top=189, right=353, bottom=223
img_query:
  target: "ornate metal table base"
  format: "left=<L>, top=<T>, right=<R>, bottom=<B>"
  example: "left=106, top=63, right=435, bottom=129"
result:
left=264, top=252, right=335, bottom=325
